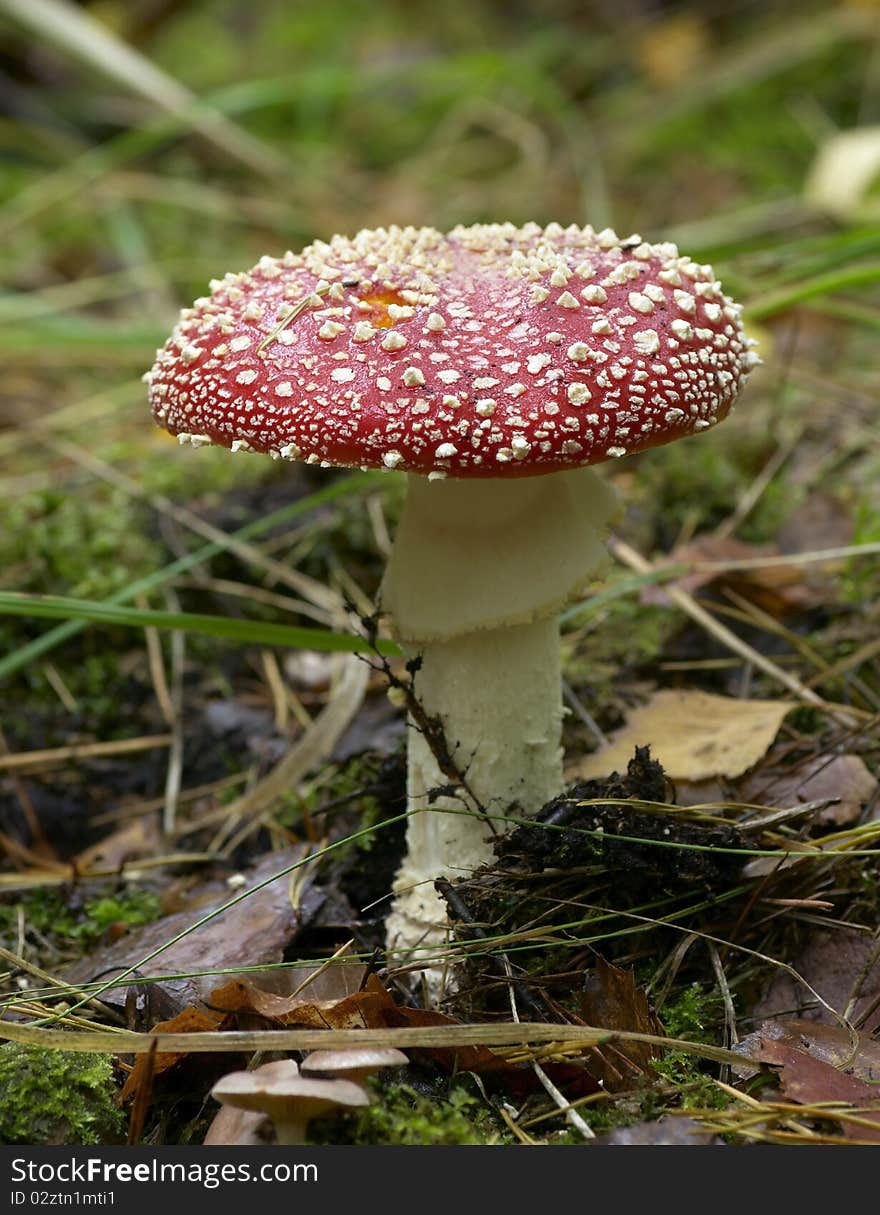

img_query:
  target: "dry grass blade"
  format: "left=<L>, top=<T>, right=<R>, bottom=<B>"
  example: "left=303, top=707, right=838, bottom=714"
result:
left=681, top=1086, right=880, bottom=1144
left=90, top=773, right=247, bottom=828
left=695, top=541, right=880, bottom=571
left=41, top=434, right=343, bottom=619
left=0, top=734, right=172, bottom=775
left=0, top=1018, right=755, bottom=1066
left=497, top=1106, right=540, bottom=1145
left=0, top=946, right=124, bottom=1025
left=608, top=536, right=844, bottom=713
left=211, top=649, right=370, bottom=853
left=0, top=852, right=217, bottom=892
left=0, top=0, right=288, bottom=179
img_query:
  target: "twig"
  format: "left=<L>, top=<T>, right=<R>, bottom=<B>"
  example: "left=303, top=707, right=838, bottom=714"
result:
left=360, top=611, right=494, bottom=828
left=707, top=942, right=738, bottom=1081
left=162, top=589, right=186, bottom=836
left=0, top=1019, right=758, bottom=1066
left=531, top=1058, right=595, bottom=1140
left=562, top=679, right=608, bottom=747
left=435, top=878, right=550, bottom=1019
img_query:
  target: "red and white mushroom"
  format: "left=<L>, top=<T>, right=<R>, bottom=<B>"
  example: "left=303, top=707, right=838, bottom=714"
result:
left=146, top=223, right=757, bottom=965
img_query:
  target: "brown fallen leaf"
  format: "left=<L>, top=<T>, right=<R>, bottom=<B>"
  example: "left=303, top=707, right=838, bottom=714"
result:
left=211, top=974, right=397, bottom=1032
left=380, top=999, right=528, bottom=1080
left=121, top=973, right=404, bottom=1112
left=735, top=1022, right=880, bottom=1143
left=120, top=1006, right=228, bottom=1103
left=754, top=928, right=880, bottom=1033
left=209, top=973, right=507, bottom=1077
left=579, top=957, right=662, bottom=1090
left=208, top=970, right=583, bottom=1092
left=74, top=816, right=161, bottom=873
left=736, top=1019, right=880, bottom=1083
left=739, top=754, right=878, bottom=827
left=570, top=689, right=793, bottom=783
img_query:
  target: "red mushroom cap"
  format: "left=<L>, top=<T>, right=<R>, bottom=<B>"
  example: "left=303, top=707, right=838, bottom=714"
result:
left=147, top=223, right=757, bottom=478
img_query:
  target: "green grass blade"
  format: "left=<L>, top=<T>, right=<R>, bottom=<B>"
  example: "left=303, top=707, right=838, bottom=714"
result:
left=0, top=472, right=383, bottom=681
left=0, top=592, right=399, bottom=655
left=745, top=262, right=880, bottom=320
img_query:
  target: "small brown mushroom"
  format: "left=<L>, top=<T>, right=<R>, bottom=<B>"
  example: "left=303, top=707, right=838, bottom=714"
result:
left=301, top=1047, right=408, bottom=1089
left=211, top=1059, right=369, bottom=1145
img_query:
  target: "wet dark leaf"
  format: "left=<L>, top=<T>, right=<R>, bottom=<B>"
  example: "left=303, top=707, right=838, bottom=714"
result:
left=120, top=1006, right=228, bottom=1103
left=579, top=956, right=662, bottom=1090
left=63, top=846, right=316, bottom=1019
left=736, top=1019, right=880, bottom=1083
left=735, top=1021, right=880, bottom=1143
left=595, top=1115, right=719, bottom=1145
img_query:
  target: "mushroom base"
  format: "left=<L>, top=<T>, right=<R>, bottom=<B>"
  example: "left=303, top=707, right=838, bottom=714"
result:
left=385, top=616, right=563, bottom=964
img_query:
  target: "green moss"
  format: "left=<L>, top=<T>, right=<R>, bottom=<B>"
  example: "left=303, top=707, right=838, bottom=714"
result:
left=137, top=440, right=276, bottom=504
left=0, top=489, right=158, bottom=602
left=0, top=1045, right=125, bottom=1145
left=542, top=985, right=729, bottom=1137
left=71, top=892, right=163, bottom=943
left=651, top=1052, right=729, bottom=1113
left=310, top=1080, right=509, bottom=1145
left=659, top=982, right=723, bottom=1040
left=650, top=984, right=729, bottom=1113
left=0, top=486, right=162, bottom=711
left=0, top=888, right=161, bottom=951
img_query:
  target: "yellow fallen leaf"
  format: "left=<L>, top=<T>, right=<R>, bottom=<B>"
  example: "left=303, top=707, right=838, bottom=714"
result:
left=568, top=689, right=794, bottom=783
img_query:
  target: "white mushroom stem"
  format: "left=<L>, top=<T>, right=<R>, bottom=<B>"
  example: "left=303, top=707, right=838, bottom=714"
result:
left=388, top=617, right=563, bottom=948
left=381, top=466, right=619, bottom=961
